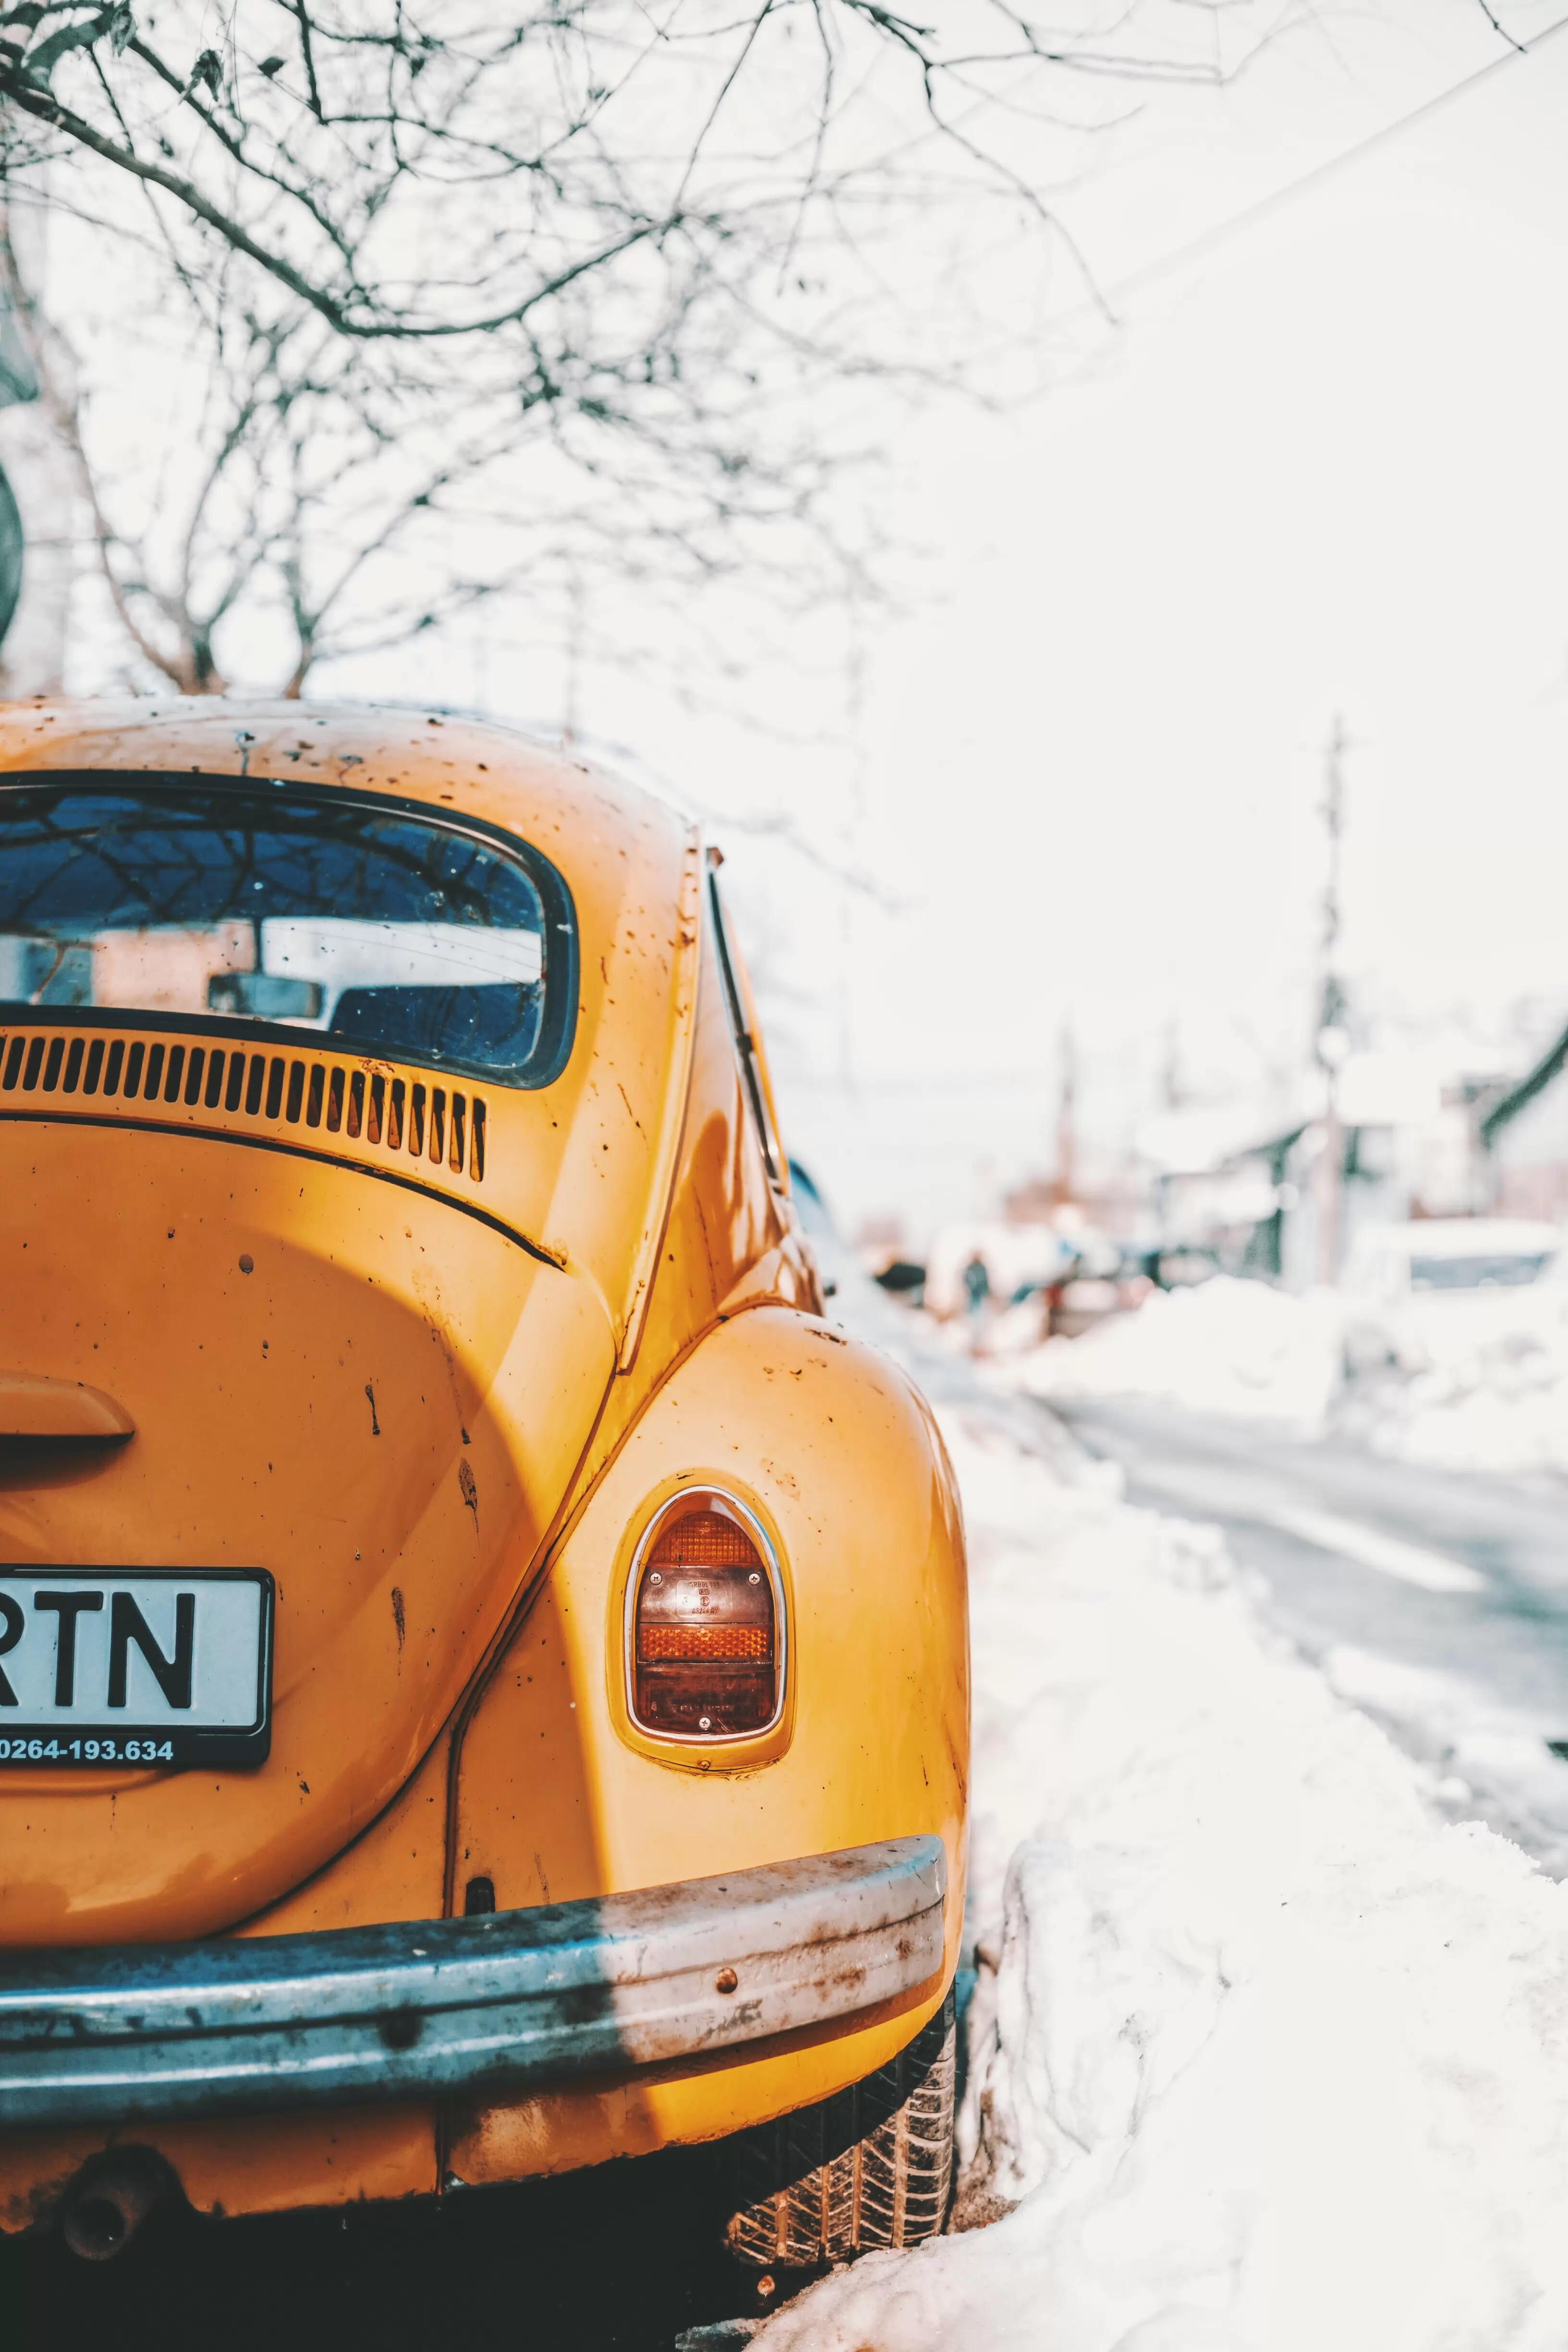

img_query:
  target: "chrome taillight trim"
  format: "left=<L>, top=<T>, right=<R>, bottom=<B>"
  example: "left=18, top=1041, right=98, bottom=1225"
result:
left=623, top=1486, right=788, bottom=1747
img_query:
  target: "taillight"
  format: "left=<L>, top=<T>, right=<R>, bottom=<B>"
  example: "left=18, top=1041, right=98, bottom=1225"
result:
left=630, top=1492, right=780, bottom=1739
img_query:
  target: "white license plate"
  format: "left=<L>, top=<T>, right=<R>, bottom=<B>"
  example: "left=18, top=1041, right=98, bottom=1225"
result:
left=0, top=1569, right=273, bottom=1768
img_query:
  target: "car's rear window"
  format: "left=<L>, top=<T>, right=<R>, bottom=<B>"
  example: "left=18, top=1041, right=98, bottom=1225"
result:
left=1409, top=1252, right=1553, bottom=1290
left=0, top=778, right=576, bottom=1087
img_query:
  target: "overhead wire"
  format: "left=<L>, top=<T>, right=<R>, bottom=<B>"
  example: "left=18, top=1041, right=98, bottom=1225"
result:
left=1098, top=8, right=1568, bottom=318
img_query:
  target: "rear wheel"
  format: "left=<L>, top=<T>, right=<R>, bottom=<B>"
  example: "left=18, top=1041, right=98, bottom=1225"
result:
left=720, top=1990, right=956, bottom=2270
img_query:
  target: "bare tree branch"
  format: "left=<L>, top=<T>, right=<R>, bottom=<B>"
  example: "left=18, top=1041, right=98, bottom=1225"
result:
left=0, top=0, right=1308, bottom=694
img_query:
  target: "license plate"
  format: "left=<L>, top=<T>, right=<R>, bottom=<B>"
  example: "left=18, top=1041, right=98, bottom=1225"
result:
left=0, top=1569, right=273, bottom=1768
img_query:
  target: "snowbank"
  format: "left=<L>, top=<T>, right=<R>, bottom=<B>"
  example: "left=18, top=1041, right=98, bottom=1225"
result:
left=996, top=1276, right=1343, bottom=1430
left=754, top=1412, right=1568, bottom=2352
left=980, top=1261, right=1568, bottom=1477
left=1349, top=1340, right=1568, bottom=1478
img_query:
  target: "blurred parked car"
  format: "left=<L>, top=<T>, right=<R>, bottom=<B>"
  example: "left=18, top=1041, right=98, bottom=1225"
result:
left=1343, top=1217, right=1564, bottom=1374
left=923, top=1220, right=1075, bottom=1319
left=978, top=1238, right=1155, bottom=1352
left=1149, top=1245, right=1222, bottom=1289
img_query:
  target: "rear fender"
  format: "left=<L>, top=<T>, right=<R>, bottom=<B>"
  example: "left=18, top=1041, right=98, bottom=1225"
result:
left=446, top=1304, right=968, bottom=2176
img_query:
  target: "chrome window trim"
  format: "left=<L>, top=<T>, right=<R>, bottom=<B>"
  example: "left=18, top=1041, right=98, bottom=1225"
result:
left=0, top=771, right=580, bottom=1091
left=707, top=872, right=786, bottom=1193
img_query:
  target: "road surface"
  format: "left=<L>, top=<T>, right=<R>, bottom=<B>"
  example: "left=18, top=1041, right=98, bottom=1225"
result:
left=1056, top=1396, right=1568, bottom=1871
left=2, top=2143, right=760, bottom=2352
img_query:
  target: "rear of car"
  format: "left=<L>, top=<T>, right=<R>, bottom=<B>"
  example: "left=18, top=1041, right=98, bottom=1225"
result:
left=0, top=703, right=968, bottom=2273
left=1344, top=1217, right=1564, bottom=1374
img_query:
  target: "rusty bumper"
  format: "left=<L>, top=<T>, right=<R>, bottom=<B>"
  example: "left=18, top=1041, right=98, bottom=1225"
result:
left=0, top=1837, right=946, bottom=2130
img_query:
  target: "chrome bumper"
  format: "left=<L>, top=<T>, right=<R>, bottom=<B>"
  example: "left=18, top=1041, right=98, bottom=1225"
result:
left=0, top=1836, right=946, bottom=2130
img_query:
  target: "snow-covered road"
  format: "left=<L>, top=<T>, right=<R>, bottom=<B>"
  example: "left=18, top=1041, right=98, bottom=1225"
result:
left=752, top=1228, right=1568, bottom=2352
left=749, top=1397, right=1568, bottom=2352
left=1061, top=1396, right=1568, bottom=1876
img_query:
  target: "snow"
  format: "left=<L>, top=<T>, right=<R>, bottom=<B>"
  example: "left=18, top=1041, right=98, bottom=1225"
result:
left=752, top=1406, right=1568, bottom=2352
left=995, top=1276, right=1344, bottom=1431
left=1348, top=1340, right=1568, bottom=1479
left=982, top=1266, right=1568, bottom=1478
left=1317, top=1643, right=1568, bottom=1881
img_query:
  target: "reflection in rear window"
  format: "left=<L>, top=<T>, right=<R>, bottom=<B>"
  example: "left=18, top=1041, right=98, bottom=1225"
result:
left=1410, top=1253, right=1553, bottom=1290
left=0, top=780, right=575, bottom=1086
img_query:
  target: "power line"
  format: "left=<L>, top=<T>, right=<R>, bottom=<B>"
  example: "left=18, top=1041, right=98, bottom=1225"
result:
left=1101, top=10, right=1568, bottom=316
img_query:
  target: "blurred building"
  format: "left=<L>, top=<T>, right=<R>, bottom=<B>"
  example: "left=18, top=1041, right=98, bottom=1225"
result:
left=1480, top=1018, right=1568, bottom=1219
left=1138, top=1052, right=1516, bottom=1289
left=1000, top=1166, right=1153, bottom=1238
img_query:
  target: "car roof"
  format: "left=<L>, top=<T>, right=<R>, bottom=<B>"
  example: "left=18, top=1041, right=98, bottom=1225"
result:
left=0, top=698, right=669, bottom=860
left=1368, top=1219, right=1562, bottom=1258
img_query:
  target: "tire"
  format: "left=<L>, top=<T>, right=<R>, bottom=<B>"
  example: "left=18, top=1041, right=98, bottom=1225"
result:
left=720, top=1990, right=956, bottom=2269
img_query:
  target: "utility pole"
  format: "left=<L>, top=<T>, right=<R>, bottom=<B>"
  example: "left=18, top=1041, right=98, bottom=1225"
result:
left=838, top=599, right=869, bottom=1094
left=560, top=566, right=585, bottom=753
left=1161, top=1017, right=1183, bottom=1112
left=1313, top=716, right=1351, bottom=1286
left=1052, top=1020, right=1078, bottom=1209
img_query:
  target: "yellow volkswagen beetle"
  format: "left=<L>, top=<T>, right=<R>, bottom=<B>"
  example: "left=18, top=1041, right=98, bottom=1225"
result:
left=0, top=702, right=968, bottom=2280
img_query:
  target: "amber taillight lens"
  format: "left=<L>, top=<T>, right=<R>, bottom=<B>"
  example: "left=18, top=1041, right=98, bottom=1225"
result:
left=632, top=1500, right=777, bottom=1737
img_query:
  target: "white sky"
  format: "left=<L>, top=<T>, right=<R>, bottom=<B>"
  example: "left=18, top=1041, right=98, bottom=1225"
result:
left=355, top=1, right=1568, bottom=1242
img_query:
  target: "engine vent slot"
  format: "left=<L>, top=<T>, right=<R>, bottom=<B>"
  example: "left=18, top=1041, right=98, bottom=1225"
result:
left=0, top=1030, right=489, bottom=1183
